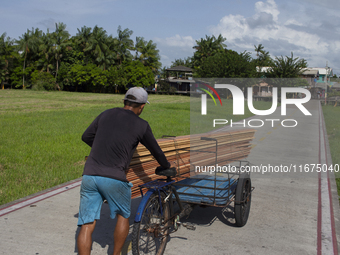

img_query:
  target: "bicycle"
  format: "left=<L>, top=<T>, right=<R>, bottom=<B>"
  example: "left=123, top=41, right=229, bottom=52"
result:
left=131, top=158, right=252, bottom=255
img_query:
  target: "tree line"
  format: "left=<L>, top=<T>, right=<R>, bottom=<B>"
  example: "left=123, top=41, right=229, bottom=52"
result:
left=0, top=23, right=309, bottom=92
left=170, top=36, right=308, bottom=79
left=0, top=23, right=158, bottom=92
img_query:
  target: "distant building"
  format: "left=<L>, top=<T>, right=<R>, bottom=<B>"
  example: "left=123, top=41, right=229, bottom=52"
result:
left=302, top=67, right=333, bottom=88
left=255, top=66, right=332, bottom=98
left=165, top=65, right=194, bottom=92
left=256, top=66, right=332, bottom=88
left=252, top=81, right=272, bottom=97
left=300, top=68, right=319, bottom=87
left=256, top=66, right=272, bottom=74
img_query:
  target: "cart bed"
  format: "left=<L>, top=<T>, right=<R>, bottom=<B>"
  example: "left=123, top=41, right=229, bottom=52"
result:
left=173, top=175, right=238, bottom=206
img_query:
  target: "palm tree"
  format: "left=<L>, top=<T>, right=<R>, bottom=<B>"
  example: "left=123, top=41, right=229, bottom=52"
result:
left=193, top=34, right=226, bottom=55
left=268, top=52, right=307, bottom=78
left=16, top=28, right=40, bottom=88
left=76, top=26, right=92, bottom=63
left=38, top=30, right=54, bottom=73
left=192, top=34, right=227, bottom=69
left=135, top=36, right=143, bottom=60
left=135, top=37, right=161, bottom=72
left=253, top=44, right=273, bottom=71
left=76, top=26, right=92, bottom=51
left=52, top=22, right=70, bottom=79
left=0, top=33, right=17, bottom=89
left=254, top=44, right=264, bottom=57
left=116, top=26, right=134, bottom=65
left=171, top=57, right=192, bottom=68
left=85, top=25, right=113, bottom=70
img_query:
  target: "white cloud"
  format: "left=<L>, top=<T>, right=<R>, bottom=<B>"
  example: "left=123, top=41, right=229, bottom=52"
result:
left=37, top=18, right=58, bottom=31
left=284, top=19, right=303, bottom=26
left=155, top=34, right=195, bottom=48
left=254, top=0, right=279, bottom=22
left=155, top=34, right=196, bottom=67
left=160, top=55, right=169, bottom=60
left=210, top=0, right=337, bottom=71
left=154, top=34, right=196, bottom=67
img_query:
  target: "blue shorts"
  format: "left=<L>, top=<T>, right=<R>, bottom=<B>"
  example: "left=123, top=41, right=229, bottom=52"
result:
left=77, top=175, right=133, bottom=226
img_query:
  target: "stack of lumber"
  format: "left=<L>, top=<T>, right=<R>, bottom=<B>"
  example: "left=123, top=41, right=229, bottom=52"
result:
left=127, top=129, right=255, bottom=199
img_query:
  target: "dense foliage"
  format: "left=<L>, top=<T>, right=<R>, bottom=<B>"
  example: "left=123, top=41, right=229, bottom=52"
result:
left=1, top=23, right=308, bottom=92
left=169, top=37, right=307, bottom=80
left=0, top=23, right=161, bottom=92
left=198, top=50, right=256, bottom=78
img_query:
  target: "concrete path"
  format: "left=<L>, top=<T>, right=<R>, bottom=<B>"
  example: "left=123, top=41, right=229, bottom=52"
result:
left=0, top=100, right=339, bottom=255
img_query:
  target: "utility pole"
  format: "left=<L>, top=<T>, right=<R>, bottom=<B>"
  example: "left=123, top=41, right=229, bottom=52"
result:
left=325, top=61, right=328, bottom=105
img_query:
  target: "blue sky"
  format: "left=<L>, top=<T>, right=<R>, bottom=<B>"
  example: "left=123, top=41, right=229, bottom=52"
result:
left=1, top=0, right=340, bottom=74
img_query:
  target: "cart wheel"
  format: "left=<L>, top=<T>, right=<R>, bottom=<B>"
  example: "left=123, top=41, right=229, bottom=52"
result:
left=132, top=193, right=170, bottom=255
left=234, top=174, right=252, bottom=227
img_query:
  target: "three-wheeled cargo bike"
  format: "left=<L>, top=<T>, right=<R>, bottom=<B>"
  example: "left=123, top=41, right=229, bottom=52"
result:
left=131, top=136, right=253, bottom=255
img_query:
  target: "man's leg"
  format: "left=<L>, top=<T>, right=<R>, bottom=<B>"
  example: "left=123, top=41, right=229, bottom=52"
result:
left=113, top=214, right=129, bottom=255
left=77, top=220, right=96, bottom=255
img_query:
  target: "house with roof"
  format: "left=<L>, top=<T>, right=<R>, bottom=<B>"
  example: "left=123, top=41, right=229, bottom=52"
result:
left=300, top=67, right=333, bottom=98
left=252, top=81, right=272, bottom=97
left=303, top=67, right=333, bottom=87
left=165, top=65, right=194, bottom=92
left=300, top=68, right=319, bottom=87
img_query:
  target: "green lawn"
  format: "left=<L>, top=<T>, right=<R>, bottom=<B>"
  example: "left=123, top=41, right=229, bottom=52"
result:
left=0, top=90, right=274, bottom=205
left=322, top=104, right=340, bottom=196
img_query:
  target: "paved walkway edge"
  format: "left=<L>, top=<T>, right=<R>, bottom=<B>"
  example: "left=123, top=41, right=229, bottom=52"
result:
left=0, top=178, right=82, bottom=217
left=318, top=102, right=340, bottom=255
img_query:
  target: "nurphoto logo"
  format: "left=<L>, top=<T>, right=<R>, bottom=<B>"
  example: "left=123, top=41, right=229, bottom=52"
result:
left=198, top=80, right=312, bottom=128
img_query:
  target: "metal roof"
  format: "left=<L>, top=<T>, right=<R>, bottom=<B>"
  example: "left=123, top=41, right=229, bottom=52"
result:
left=256, top=66, right=272, bottom=73
left=166, top=65, right=193, bottom=72
left=306, top=67, right=333, bottom=76
left=301, top=69, right=319, bottom=76
left=167, top=78, right=195, bottom=83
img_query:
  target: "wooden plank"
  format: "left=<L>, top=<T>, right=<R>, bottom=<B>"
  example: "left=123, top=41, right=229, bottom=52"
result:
left=126, top=129, right=256, bottom=198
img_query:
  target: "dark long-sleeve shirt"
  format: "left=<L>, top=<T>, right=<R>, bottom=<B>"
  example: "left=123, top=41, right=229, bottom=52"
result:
left=82, top=108, right=170, bottom=182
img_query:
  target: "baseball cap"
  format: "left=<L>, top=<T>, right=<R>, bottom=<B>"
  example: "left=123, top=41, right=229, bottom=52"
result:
left=123, top=87, right=150, bottom=104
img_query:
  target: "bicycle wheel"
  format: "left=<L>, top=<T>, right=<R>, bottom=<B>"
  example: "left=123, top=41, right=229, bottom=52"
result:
left=132, top=192, right=170, bottom=255
left=234, top=174, right=252, bottom=227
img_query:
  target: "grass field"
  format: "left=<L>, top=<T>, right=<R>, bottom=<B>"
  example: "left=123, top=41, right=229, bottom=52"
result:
left=0, top=90, right=288, bottom=205
left=322, top=104, right=340, bottom=195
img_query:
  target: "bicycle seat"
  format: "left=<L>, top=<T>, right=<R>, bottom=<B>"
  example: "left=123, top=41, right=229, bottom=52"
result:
left=155, top=167, right=177, bottom=177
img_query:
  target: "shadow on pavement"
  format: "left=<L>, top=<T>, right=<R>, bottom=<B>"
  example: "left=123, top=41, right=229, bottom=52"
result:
left=73, top=197, right=142, bottom=254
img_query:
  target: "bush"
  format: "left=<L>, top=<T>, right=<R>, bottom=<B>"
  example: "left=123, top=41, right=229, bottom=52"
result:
left=124, top=61, right=154, bottom=88
left=158, top=80, right=170, bottom=92
left=31, top=71, right=56, bottom=91
left=169, top=86, right=177, bottom=93
left=328, top=90, right=340, bottom=98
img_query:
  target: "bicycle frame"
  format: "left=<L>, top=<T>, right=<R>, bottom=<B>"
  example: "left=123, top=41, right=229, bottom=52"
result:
left=134, top=178, right=185, bottom=224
